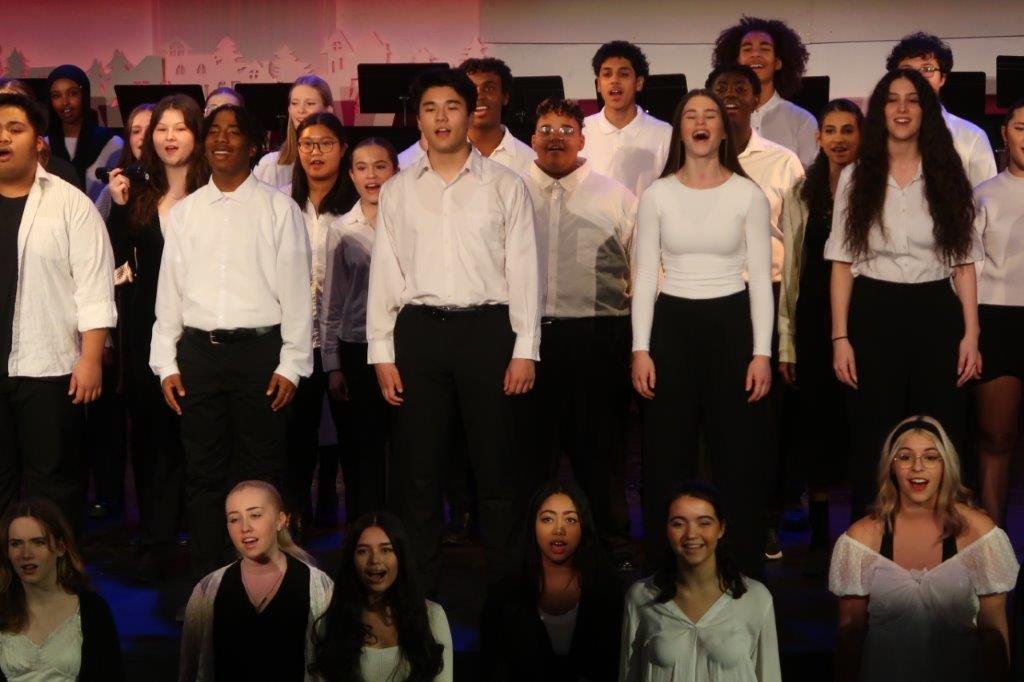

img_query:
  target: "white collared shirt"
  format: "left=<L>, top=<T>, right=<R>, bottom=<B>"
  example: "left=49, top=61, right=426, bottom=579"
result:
left=943, top=108, right=998, bottom=188
left=632, top=173, right=774, bottom=357
left=253, top=151, right=295, bottom=188
left=366, top=147, right=540, bottom=363
left=975, top=170, right=1024, bottom=306
left=300, top=197, right=334, bottom=349
left=397, top=127, right=535, bottom=175
left=738, top=130, right=805, bottom=282
left=322, top=202, right=374, bottom=368
left=582, top=106, right=672, bottom=198
left=7, top=166, right=117, bottom=377
left=525, top=161, right=636, bottom=318
left=751, top=91, right=819, bottom=168
left=824, top=162, right=984, bottom=282
left=150, top=174, right=313, bottom=384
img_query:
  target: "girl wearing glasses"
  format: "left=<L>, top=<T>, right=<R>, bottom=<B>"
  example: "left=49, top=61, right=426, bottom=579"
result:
left=829, top=415, right=1018, bottom=682
left=254, top=75, right=334, bottom=188
left=283, top=112, right=352, bottom=534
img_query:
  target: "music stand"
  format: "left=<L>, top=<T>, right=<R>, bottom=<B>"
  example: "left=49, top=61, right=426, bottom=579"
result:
left=114, top=84, right=205, bottom=123
left=234, top=82, right=294, bottom=144
left=789, top=76, right=830, bottom=122
left=357, top=63, right=450, bottom=126
left=942, top=71, right=986, bottom=127
left=639, top=74, right=688, bottom=124
left=14, top=78, right=51, bottom=108
left=507, top=75, right=565, bottom=129
left=997, top=56, right=1024, bottom=108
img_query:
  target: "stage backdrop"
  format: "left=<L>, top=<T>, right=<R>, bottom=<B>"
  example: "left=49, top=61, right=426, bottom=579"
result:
left=1, top=0, right=1021, bottom=124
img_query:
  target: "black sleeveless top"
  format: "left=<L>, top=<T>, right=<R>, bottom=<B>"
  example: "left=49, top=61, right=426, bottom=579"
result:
left=880, top=524, right=958, bottom=562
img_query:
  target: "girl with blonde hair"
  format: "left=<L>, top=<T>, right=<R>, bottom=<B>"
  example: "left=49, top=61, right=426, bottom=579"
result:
left=253, top=75, right=334, bottom=187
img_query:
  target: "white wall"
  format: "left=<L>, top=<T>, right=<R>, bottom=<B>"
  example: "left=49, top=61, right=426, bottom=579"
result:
left=481, top=0, right=1024, bottom=101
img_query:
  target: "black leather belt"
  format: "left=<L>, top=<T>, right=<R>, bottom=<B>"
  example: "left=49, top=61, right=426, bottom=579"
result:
left=411, top=304, right=507, bottom=319
left=184, top=325, right=279, bottom=345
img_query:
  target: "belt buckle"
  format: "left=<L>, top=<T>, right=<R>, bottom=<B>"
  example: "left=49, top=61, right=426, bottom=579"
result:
left=209, top=330, right=221, bottom=345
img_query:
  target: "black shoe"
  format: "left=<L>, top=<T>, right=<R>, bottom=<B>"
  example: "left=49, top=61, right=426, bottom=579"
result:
left=89, top=503, right=111, bottom=519
left=441, top=512, right=472, bottom=546
left=764, top=528, right=783, bottom=561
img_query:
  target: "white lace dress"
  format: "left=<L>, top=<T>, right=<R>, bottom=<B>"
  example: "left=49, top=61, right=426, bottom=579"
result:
left=829, top=527, right=1019, bottom=682
left=0, top=610, right=82, bottom=681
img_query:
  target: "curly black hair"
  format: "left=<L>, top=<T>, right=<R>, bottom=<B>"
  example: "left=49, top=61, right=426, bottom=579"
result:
left=801, top=99, right=864, bottom=218
left=311, top=512, right=444, bottom=682
left=843, top=70, right=975, bottom=263
left=535, top=97, right=585, bottom=128
left=885, top=32, right=954, bottom=75
left=650, top=480, right=748, bottom=602
left=591, top=40, right=650, bottom=78
left=712, top=17, right=809, bottom=98
left=458, top=57, right=514, bottom=95
left=0, top=91, right=47, bottom=136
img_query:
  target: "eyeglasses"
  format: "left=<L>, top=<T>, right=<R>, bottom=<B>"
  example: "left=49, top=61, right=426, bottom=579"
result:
left=909, top=65, right=943, bottom=77
left=297, top=138, right=339, bottom=153
left=537, top=125, right=576, bottom=138
left=892, top=452, right=943, bottom=469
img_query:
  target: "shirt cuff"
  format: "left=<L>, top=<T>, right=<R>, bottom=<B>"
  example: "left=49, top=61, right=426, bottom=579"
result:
left=367, top=340, right=395, bottom=364
left=157, top=363, right=181, bottom=382
left=77, top=302, right=117, bottom=332
left=274, top=365, right=300, bottom=387
left=512, top=334, right=540, bottom=361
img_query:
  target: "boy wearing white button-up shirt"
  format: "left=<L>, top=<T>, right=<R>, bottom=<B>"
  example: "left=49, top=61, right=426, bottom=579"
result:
left=0, top=93, right=116, bottom=534
left=150, top=105, right=313, bottom=579
left=886, top=32, right=997, bottom=188
left=367, top=69, right=540, bottom=591
left=524, top=98, right=638, bottom=569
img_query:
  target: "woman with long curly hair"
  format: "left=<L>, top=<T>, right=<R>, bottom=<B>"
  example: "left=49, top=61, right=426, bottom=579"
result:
left=0, top=499, right=124, bottom=681
left=480, top=480, right=623, bottom=681
left=621, top=480, right=781, bottom=682
left=824, top=69, right=983, bottom=520
left=830, top=416, right=1018, bottom=682
left=311, top=511, right=452, bottom=681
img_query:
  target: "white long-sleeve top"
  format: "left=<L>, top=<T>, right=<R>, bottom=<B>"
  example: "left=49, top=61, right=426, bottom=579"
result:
left=149, top=174, right=313, bottom=385
left=8, top=166, right=116, bottom=378
left=975, top=170, right=1024, bottom=306
left=398, top=126, right=536, bottom=176
left=620, top=576, right=781, bottom=682
left=750, top=92, right=819, bottom=168
left=253, top=150, right=295, bottom=188
left=631, top=173, right=774, bottom=357
left=524, top=161, right=637, bottom=318
left=358, top=600, right=454, bottom=682
left=583, top=106, right=673, bottom=198
left=943, top=108, right=997, bottom=188
left=366, top=147, right=541, bottom=363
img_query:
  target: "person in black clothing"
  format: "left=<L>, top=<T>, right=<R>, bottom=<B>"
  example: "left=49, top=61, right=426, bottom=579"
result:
left=481, top=480, right=623, bottom=681
left=777, top=99, right=863, bottom=575
left=106, top=93, right=208, bottom=579
left=0, top=498, right=124, bottom=681
left=0, top=78, right=83, bottom=192
left=46, top=64, right=123, bottom=201
left=180, top=480, right=333, bottom=681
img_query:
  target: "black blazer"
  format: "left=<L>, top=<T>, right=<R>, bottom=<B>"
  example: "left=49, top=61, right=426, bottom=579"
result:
left=480, top=571, right=625, bottom=682
left=0, top=590, right=124, bottom=682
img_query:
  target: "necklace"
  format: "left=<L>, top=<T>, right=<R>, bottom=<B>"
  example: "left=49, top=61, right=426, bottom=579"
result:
left=242, top=564, right=286, bottom=613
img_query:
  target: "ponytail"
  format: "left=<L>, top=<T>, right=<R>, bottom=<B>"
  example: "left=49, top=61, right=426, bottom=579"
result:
left=228, top=479, right=315, bottom=565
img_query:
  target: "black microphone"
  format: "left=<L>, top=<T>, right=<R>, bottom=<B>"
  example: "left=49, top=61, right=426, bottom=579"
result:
left=96, top=164, right=151, bottom=185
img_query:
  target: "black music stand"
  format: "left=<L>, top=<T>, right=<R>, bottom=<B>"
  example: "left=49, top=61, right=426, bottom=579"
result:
left=114, top=84, right=205, bottom=122
left=508, top=75, right=565, bottom=129
left=789, top=76, right=830, bottom=122
left=942, top=71, right=986, bottom=127
left=15, top=78, right=51, bottom=107
left=639, top=74, right=688, bottom=124
left=234, top=82, right=293, bottom=143
left=357, top=63, right=450, bottom=126
left=997, top=56, right=1024, bottom=108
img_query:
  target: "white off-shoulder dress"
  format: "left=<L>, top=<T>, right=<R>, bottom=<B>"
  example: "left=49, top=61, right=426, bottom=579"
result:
left=829, top=527, right=1019, bottom=682
left=620, top=576, right=781, bottom=682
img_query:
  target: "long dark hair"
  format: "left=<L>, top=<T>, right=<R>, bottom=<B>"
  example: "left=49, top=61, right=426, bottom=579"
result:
left=801, top=99, right=864, bottom=217
left=843, top=69, right=975, bottom=262
left=0, top=499, right=90, bottom=633
left=660, top=89, right=748, bottom=180
left=311, top=512, right=443, bottom=682
left=515, top=479, right=616, bottom=604
left=651, top=481, right=747, bottom=603
left=290, top=112, right=355, bottom=217
left=129, top=94, right=208, bottom=231
left=112, top=102, right=155, bottom=169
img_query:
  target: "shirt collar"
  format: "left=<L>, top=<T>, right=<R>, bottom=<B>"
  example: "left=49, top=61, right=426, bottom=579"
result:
left=738, top=129, right=769, bottom=159
left=343, top=200, right=368, bottom=226
left=595, top=105, right=645, bottom=137
left=203, top=172, right=258, bottom=204
left=415, top=144, right=483, bottom=181
left=493, top=126, right=520, bottom=156
left=755, top=91, right=782, bottom=115
left=32, top=163, right=55, bottom=188
left=887, top=162, right=924, bottom=188
left=529, top=159, right=590, bottom=193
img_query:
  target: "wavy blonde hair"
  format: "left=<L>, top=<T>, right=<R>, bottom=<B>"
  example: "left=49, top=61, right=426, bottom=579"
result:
left=226, top=480, right=314, bottom=565
left=277, top=75, right=333, bottom=166
left=871, top=415, right=973, bottom=538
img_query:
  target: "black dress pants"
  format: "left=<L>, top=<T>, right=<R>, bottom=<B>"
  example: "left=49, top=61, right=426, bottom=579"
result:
left=285, top=348, right=331, bottom=527
left=390, top=305, right=524, bottom=592
left=641, top=291, right=767, bottom=577
left=536, top=315, right=631, bottom=553
left=0, top=375, right=85, bottom=534
left=177, top=329, right=289, bottom=580
left=846, top=277, right=966, bottom=519
left=335, top=341, right=388, bottom=521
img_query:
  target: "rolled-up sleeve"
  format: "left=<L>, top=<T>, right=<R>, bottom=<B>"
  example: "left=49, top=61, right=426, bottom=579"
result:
left=69, top=193, right=117, bottom=332
left=824, top=165, right=855, bottom=264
